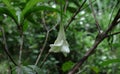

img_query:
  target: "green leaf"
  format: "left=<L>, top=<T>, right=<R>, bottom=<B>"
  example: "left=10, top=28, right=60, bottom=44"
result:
left=2, top=0, right=18, bottom=24
left=62, top=61, right=74, bottom=72
left=23, top=20, right=28, bottom=31
left=55, top=0, right=65, bottom=4
left=22, top=66, right=34, bottom=74
left=21, top=0, right=44, bottom=22
left=100, top=59, right=120, bottom=66
left=26, top=16, right=39, bottom=25
left=13, top=65, right=42, bottom=74
left=91, top=66, right=100, bottom=73
left=2, top=0, right=13, bottom=8
left=21, top=0, right=63, bottom=23
left=27, top=65, right=41, bottom=73
left=0, top=7, right=6, bottom=13
left=24, top=6, right=61, bottom=18
left=0, top=7, right=17, bottom=24
left=67, top=6, right=77, bottom=13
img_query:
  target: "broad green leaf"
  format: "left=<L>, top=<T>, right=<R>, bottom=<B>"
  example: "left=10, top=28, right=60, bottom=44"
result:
left=91, top=66, right=100, bottom=73
left=100, top=59, right=120, bottom=66
left=62, top=61, right=74, bottom=72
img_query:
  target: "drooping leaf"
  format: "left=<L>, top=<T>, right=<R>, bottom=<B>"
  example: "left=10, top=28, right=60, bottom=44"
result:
left=0, top=7, right=17, bottom=24
left=2, top=0, right=18, bottom=24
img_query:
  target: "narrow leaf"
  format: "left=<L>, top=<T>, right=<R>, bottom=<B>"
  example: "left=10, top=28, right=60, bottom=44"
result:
left=0, top=7, right=17, bottom=24
left=24, top=6, right=61, bottom=18
left=21, top=0, right=43, bottom=21
left=2, top=0, right=13, bottom=8
left=100, top=59, right=120, bottom=66
left=2, top=0, right=18, bottom=24
left=23, top=20, right=29, bottom=31
left=26, top=16, right=39, bottom=25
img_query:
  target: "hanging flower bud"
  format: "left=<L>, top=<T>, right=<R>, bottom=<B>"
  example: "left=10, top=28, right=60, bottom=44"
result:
left=49, top=24, right=70, bottom=56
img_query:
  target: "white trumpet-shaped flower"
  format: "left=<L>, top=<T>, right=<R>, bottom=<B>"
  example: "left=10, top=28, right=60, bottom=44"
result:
left=49, top=24, right=70, bottom=56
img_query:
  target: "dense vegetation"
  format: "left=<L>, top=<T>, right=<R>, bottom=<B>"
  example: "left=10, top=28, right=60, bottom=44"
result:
left=0, top=0, right=120, bottom=74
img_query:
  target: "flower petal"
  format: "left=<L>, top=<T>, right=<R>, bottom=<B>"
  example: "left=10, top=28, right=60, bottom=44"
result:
left=49, top=24, right=70, bottom=56
left=49, top=44, right=61, bottom=52
left=61, top=45, right=70, bottom=53
left=49, top=40, right=63, bottom=52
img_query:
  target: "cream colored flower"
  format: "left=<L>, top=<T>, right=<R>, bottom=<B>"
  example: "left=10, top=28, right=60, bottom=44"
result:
left=49, top=24, right=70, bottom=56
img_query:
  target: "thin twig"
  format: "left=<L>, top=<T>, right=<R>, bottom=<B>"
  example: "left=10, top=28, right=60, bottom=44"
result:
left=35, top=11, right=49, bottom=66
left=18, top=34, right=24, bottom=65
left=105, top=8, right=120, bottom=33
left=49, top=20, right=60, bottom=32
left=37, top=21, right=60, bottom=66
left=35, top=11, right=51, bottom=66
left=108, top=1, right=118, bottom=27
left=8, top=65, right=12, bottom=74
left=68, top=37, right=104, bottom=74
left=35, top=22, right=60, bottom=66
left=35, top=31, right=50, bottom=66
left=0, top=27, right=17, bottom=66
left=106, top=31, right=120, bottom=37
left=81, top=0, right=96, bottom=11
left=18, top=24, right=24, bottom=65
left=36, top=2, right=64, bottom=67
left=17, top=25, right=24, bottom=74
left=35, top=12, right=61, bottom=66
left=89, top=0, right=101, bottom=33
left=40, top=52, right=50, bottom=68
left=65, top=0, right=87, bottom=30
left=64, top=0, right=68, bottom=14
left=41, top=11, right=48, bottom=31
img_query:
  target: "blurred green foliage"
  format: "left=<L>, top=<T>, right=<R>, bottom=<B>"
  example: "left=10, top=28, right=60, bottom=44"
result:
left=0, top=0, right=120, bottom=74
